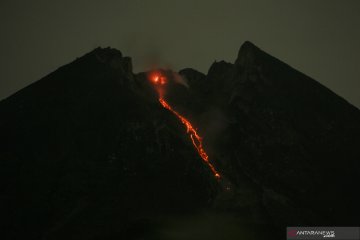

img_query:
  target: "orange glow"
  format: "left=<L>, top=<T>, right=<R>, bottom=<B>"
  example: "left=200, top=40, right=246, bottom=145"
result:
left=159, top=97, right=221, bottom=180
left=148, top=70, right=221, bottom=180
left=150, top=71, right=167, bottom=85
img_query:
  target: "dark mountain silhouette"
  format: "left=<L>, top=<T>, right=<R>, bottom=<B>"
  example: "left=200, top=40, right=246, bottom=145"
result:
left=1, top=41, right=359, bottom=240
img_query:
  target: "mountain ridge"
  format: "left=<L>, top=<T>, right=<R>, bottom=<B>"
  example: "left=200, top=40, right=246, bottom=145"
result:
left=1, top=41, right=359, bottom=240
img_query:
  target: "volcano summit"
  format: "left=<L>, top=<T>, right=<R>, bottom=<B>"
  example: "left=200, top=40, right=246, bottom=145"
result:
left=1, top=41, right=359, bottom=240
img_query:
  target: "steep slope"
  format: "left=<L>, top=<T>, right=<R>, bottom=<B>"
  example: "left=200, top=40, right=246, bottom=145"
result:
left=0, top=48, right=218, bottom=240
left=178, top=41, right=360, bottom=225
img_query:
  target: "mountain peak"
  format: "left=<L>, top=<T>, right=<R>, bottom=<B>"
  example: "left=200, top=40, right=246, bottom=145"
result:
left=235, top=41, right=261, bottom=67
left=92, top=46, right=123, bottom=59
left=91, top=47, right=133, bottom=76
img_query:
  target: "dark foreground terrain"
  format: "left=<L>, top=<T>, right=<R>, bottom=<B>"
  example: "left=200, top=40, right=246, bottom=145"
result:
left=1, top=41, right=359, bottom=239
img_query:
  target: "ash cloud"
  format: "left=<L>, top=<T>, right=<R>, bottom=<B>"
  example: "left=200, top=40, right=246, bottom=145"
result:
left=199, top=107, right=229, bottom=157
left=172, top=71, right=189, bottom=88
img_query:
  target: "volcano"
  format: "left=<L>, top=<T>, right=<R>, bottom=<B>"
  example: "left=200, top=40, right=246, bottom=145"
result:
left=1, top=41, right=359, bottom=240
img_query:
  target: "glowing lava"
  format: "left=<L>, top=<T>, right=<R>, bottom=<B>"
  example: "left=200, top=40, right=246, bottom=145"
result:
left=159, top=98, right=221, bottom=179
left=149, top=71, right=166, bottom=85
left=149, top=71, right=221, bottom=180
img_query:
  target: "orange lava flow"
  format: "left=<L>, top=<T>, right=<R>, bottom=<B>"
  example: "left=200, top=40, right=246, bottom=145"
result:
left=159, top=97, right=221, bottom=180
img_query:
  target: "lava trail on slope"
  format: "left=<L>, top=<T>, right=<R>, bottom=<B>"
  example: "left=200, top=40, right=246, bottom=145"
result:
left=149, top=71, right=221, bottom=180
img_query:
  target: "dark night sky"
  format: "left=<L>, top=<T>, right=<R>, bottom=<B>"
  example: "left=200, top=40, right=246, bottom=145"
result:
left=1, top=0, right=359, bottom=108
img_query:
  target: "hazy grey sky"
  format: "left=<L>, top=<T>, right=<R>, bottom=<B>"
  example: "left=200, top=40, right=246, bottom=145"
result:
left=1, top=0, right=359, bottom=108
